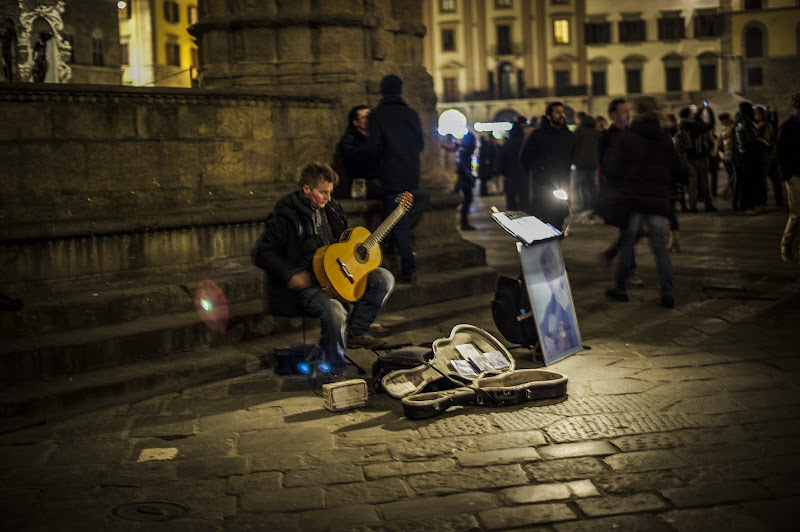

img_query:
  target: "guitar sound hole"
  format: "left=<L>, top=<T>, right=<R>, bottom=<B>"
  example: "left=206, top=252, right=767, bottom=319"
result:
left=355, top=246, right=368, bottom=262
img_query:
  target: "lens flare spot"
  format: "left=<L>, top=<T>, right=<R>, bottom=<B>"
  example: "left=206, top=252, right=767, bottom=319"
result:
left=193, top=279, right=229, bottom=334
left=553, top=189, right=569, bottom=201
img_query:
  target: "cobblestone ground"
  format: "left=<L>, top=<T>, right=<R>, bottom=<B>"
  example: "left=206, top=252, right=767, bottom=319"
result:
left=2, top=194, right=799, bottom=531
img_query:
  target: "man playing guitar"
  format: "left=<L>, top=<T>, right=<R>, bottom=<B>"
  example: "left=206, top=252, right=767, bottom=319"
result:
left=251, top=162, right=394, bottom=377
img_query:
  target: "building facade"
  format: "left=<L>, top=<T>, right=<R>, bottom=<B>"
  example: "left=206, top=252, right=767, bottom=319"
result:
left=0, top=0, right=121, bottom=85
left=118, top=0, right=198, bottom=87
left=423, top=0, right=800, bottom=131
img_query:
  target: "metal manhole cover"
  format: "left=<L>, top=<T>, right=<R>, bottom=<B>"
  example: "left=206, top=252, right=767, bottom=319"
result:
left=112, top=501, right=188, bottom=522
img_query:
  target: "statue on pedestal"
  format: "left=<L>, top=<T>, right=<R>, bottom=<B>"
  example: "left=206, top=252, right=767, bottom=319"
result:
left=31, top=30, right=52, bottom=83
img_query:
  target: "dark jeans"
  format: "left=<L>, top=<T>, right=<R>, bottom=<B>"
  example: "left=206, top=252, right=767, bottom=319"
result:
left=615, top=213, right=674, bottom=296
left=459, top=183, right=473, bottom=226
left=573, top=168, right=597, bottom=212
left=382, top=188, right=429, bottom=276
left=504, top=176, right=528, bottom=212
left=296, top=268, right=394, bottom=371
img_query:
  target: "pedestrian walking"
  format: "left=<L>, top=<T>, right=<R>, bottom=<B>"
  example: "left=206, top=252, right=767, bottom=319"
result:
left=734, top=102, right=769, bottom=215
left=572, top=112, right=600, bottom=213
left=776, top=92, right=800, bottom=263
left=675, top=107, right=716, bottom=213
left=497, top=116, right=528, bottom=211
left=519, top=101, right=575, bottom=231
left=455, top=143, right=476, bottom=230
left=602, top=97, right=685, bottom=308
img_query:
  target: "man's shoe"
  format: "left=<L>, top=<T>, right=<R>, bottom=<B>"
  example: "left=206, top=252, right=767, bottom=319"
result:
left=660, top=294, right=675, bottom=308
left=347, top=333, right=387, bottom=350
left=628, top=271, right=645, bottom=288
left=397, top=272, right=417, bottom=284
left=460, top=223, right=477, bottom=231
left=605, top=288, right=629, bottom=301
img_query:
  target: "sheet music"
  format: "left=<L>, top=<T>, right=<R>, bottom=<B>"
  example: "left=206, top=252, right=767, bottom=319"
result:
left=491, top=211, right=562, bottom=245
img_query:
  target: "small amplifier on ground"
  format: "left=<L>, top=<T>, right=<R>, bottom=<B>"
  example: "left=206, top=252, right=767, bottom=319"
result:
left=322, top=379, right=369, bottom=411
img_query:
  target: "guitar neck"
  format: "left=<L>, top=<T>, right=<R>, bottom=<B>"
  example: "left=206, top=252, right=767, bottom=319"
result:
left=362, top=204, right=407, bottom=252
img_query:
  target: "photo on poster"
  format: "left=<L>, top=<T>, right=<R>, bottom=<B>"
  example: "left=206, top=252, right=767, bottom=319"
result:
left=518, top=241, right=582, bottom=365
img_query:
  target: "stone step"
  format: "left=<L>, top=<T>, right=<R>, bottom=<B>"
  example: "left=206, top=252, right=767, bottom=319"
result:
left=0, top=265, right=498, bottom=384
left=1, top=239, right=486, bottom=339
left=0, top=290, right=498, bottom=434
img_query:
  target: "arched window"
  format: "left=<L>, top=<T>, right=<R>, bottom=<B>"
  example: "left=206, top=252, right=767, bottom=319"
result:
left=744, top=25, right=765, bottom=58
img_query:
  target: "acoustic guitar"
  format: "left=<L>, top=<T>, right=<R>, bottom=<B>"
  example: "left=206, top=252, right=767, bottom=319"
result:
left=313, top=192, right=414, bottom=302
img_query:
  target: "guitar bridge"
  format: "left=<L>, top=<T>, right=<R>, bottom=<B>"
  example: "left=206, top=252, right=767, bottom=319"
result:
left=336, top=258, right=355, bottom=284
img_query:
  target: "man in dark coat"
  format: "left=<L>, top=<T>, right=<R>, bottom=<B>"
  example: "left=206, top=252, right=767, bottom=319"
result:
left=519, top=101, right=576, bottom=231
left=497, top=116, right=528, bottom=211
left=675, top=106, right=715, bottom=212
left=251, top=163, right=394, bottom=374
left=368, top=74, right=430, bottom=283
left=777, top=92, right=800, bottom=263
left=603, top=97, right=685, bottom=308
left=734, top=102, right=769, bottom=214
left=338, top=104, right=380, bottom=198
left=455, top=143, right=475, bottom=230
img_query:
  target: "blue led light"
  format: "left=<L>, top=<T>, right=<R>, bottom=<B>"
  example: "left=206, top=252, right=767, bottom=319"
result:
left=318, top=362, right=331, bottom=373
left=297, top=362, right=311, bottom=374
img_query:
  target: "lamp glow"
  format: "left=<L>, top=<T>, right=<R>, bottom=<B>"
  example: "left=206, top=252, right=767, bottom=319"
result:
left=553, top=189, right=568, bottom=201
left=117, top=1, right=127, bottom=9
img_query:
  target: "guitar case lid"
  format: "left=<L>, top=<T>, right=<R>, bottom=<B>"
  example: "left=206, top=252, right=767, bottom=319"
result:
left=381, top=324, right=516, bottom=399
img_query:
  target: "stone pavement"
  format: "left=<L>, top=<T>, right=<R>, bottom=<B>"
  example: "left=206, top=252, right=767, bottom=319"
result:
left=2, top=194, right=799, bottom=531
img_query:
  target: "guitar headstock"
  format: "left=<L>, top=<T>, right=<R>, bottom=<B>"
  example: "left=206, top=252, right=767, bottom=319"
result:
left=395, top=191, right=414, bottom=212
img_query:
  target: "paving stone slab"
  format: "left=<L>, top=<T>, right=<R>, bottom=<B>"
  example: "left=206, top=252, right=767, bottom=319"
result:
left=603, top=449, right=687, bottom=472
left=406, top=464, right=529, bottom=495
left=474, top=430, right=548, bottom=451
left=537, top=441, right=618, bottom=460
left=660, top=480, right=772, bottom=507
left=379, top=491, right=496, bottom=522
left=587, top=378, right=657, bottom=395
left=574, top=492, right=668, bottom=517
left=657, top=505, right=772, bottom=532
left=610, top=432, right=684, bottom=452
left=592, top=470, right=685, bottom=495
left=344, top=513, right=481, bottom=532
left=6, top=464, right=105, bottom=487
left=128, top=414, right=196, bottom=438
left=298, top=504, right=383, bottom=531
left=416, top=413, right=499, bottom=439
left=362, top=458, right=457, bottom=480
left=238, top=428, right=334, bottom=455
left=672, top=443, right=764, bottom=466
left=305, top=446, right=391, bottom=466
left=499, top=479, right=599, bottom=504
left=131, top=435, right=236, bottom=462
left=248, top=451, right=308, bottom=472
left=630, top=366, right=719, bottom=382
left=284, top=464, right=364, bottom=487
left=238, top=486, right=324, bottom=512
left=223, top=512, right=299, bottom=531
left=666, top=395, right=746, bottom=415
left=728, top=389, right=800, bottom=409
left=550, top=365, right=634, bottom=383
left=388, top=437, right=477, bottom=461
left=175, top=456, right=249, bottom=479
left=226, top=471, right=282, bottom=493
left=195, top=409, right=286, bottom=434
left=324, top=477, right=411, bottom=506
left=524, top=457, right=608, bottom=483
left=546, top=411, right=734, bottom=443
left=643, top=380, right=724, bottom=398
left=490, top=411, right=564, bottom=432
left=479, top=502, right=576, bottom=529
left=0, top=442, right=54, bottom=468
left=456, top=446, right=541, bottom=467
left=673, top=461, right=767, bottom=485
left=140, top=478, right=227, bottom=500
left=553, top=513, right=675, bottom=532
left=96, top=461, right=177, bottom=485
left=742, top=496, right=800, bottom=530
left=536, top=394, right=675, bottom=416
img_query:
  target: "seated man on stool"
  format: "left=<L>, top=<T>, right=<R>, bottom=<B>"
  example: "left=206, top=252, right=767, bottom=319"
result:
left=251, top=162, right=393, bottom=375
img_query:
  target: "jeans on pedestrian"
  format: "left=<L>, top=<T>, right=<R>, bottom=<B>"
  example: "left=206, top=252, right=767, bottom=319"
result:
left=383, top=191, right=423, bottom=276
left=573, top=168, right=597, bottom=212
left=782, top=176, right=800, bottom=255
left=296, top=267, right=394, bottom=372
left=615, top=212, right=674, bottom=297
left=459, top=183, right=473, bottom=226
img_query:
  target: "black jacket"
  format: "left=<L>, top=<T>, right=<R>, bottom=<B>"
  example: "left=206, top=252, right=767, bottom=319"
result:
left=603, top=116, right=686, bottom=218
left=368, top=95, right=424, bottom=194
left=497, top=123, right=526, bottom=185
left=573, top=118, right=600, bottom=170
left=519, top=117, right=575, bottom=190
left=339, top=127, right=379, bottom=182
left=251, top=191, right=347, bottom=316
left=777, top=113, right=800, bottom=181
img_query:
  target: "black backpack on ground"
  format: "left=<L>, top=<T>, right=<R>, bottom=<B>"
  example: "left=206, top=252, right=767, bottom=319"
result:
left=491, top=274, right=539, bottom=347
left=371, top=345, right=434, bottom=393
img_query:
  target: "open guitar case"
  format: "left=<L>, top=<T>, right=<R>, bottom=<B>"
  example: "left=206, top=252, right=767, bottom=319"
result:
left=380, top=324, right=569, bottom=419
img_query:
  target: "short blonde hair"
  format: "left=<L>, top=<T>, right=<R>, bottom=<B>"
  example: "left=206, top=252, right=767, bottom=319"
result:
left=297, top=162, right=339, bottom=190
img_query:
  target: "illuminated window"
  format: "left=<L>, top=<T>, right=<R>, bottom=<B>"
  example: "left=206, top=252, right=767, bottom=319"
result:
left=443, top=77, right=458, bottom=102
left=495, top=0, right=511, bottom=7
left=440, top=0, right=455, bottom=13
left=188, top=6, right=198, bottom=25
left=554, top=19, right=569, bottom=44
